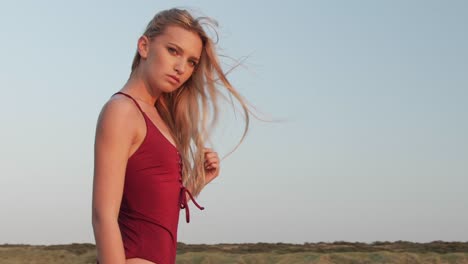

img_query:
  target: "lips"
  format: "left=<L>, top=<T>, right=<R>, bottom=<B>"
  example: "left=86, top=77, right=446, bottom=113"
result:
left=167, top=74, right=180, bottom=84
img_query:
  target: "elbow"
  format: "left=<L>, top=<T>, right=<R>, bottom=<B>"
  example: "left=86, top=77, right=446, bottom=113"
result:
left=92, top=210, right=101, bottom=230
left=92, top=207, right=118, bottom=228
left=92, top=206, right=101, bottom=226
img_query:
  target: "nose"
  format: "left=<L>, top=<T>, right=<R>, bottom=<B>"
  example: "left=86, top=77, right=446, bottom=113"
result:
left=174, top=59, right=186, bottom=75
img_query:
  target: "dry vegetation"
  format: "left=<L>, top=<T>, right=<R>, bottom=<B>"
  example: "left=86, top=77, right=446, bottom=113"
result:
left=1, top=241, right=468, bottom=264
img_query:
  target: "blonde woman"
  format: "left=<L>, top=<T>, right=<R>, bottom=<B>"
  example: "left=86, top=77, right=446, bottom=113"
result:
left=92, top=8, right=251, bottom=264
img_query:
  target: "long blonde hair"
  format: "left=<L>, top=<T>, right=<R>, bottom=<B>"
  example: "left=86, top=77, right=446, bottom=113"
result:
left=130, top=8, right=252, bottom=197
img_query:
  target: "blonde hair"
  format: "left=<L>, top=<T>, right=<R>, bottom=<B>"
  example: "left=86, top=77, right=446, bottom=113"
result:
left=130, top=8, right=251, bottom=197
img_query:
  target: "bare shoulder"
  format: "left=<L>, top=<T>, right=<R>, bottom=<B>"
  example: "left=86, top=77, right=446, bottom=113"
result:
left=95, top=94, right=142, bottom=144
left=98, top=94, right=139, bottom=122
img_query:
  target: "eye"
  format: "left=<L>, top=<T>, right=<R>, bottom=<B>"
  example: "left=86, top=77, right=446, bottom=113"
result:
left=188, top=60, right=198, bottom=67
left=167, top=47, right=177, bottom=55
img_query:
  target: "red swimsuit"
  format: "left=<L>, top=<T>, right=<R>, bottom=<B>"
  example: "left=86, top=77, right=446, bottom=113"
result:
left=97, top=92, right=204, bottom=264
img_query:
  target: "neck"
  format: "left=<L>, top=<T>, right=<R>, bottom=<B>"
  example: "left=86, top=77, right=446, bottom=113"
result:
left=122, top=70, right=161, bottom=106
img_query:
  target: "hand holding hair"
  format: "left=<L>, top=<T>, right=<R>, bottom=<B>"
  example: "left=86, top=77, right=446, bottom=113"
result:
left=203, top=148, right=220, bottom=184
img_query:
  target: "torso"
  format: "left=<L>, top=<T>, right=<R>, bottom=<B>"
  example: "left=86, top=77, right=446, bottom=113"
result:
left=121, top=95, right=177, bottom=158
left=111, top=91, right=183, bottom=264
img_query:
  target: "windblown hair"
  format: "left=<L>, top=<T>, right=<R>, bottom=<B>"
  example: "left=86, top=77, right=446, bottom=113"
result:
left=130, top=8, right=251, bottom=197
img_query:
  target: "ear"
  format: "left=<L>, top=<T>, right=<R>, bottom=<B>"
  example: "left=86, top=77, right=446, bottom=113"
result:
left=137, top=35, right=150, bottom=59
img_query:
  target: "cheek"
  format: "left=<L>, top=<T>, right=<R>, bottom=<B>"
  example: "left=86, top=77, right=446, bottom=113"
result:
left=182, top=72, right=195, bottom=83
left=147, top=50, right=167, bottom=68
left=159, top=51, right=175, bottom=65
left=149, top=54, right=163, bottom=69
left=186, top=67, right=197, bottom=78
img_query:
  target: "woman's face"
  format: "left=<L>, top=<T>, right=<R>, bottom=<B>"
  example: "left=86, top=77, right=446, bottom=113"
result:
left=139, top=25, right=203, bottom=94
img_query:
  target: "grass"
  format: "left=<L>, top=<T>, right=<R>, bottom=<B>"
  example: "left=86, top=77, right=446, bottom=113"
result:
left=1, top=241, right=468, bottom=264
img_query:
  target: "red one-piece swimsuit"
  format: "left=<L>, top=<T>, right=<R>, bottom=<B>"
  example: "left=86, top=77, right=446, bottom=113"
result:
left=96, top=92, right=204, bottom=264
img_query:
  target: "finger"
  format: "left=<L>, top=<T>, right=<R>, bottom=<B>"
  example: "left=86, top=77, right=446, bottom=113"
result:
left=203, top=161, right=219, bottom=167
left=204, top=158, right=219, bottom=167
left=204, top=152, right=218, bottom=160
left=203, top=148, right=214, bottom=153
left=205, top=162, right=218, bottom=169
left=205, top=159, right=219, bottom=166
left=204, top=155, right=219, bottom=163
left=203, top=150, right=219, bottom=161
left=206, top=164, right=219, bottom=170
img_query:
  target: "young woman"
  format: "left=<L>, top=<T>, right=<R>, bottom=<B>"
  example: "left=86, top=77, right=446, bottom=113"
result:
left=92, top=8, right=251, bottom=264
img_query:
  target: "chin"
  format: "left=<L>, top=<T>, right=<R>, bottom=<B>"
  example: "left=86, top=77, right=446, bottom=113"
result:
left=164, top=85, right=182, bottom=94
left=152, top=82, right=178, bottom=94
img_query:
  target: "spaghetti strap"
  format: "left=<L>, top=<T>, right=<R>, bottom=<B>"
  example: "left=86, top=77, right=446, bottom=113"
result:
left=113, top=91, right=144, bottom=114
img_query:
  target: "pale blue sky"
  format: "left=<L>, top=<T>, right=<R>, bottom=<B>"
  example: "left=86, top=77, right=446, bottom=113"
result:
left=1, top=0, right=467, bottom=245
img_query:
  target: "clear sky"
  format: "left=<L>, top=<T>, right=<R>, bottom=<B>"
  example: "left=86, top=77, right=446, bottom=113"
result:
left=1, top=0, right=467, bottom=245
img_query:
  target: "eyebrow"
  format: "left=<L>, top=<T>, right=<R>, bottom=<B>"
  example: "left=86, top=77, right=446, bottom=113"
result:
left=168, top=42, right=200, bottom=62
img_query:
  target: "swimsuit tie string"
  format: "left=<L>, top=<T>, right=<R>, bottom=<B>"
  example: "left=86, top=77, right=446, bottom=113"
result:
left=179, top=186, right=205, bottom=223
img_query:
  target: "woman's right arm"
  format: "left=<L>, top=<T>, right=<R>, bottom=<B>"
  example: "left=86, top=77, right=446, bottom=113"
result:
left=92, top=97, right=137, bottom=264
